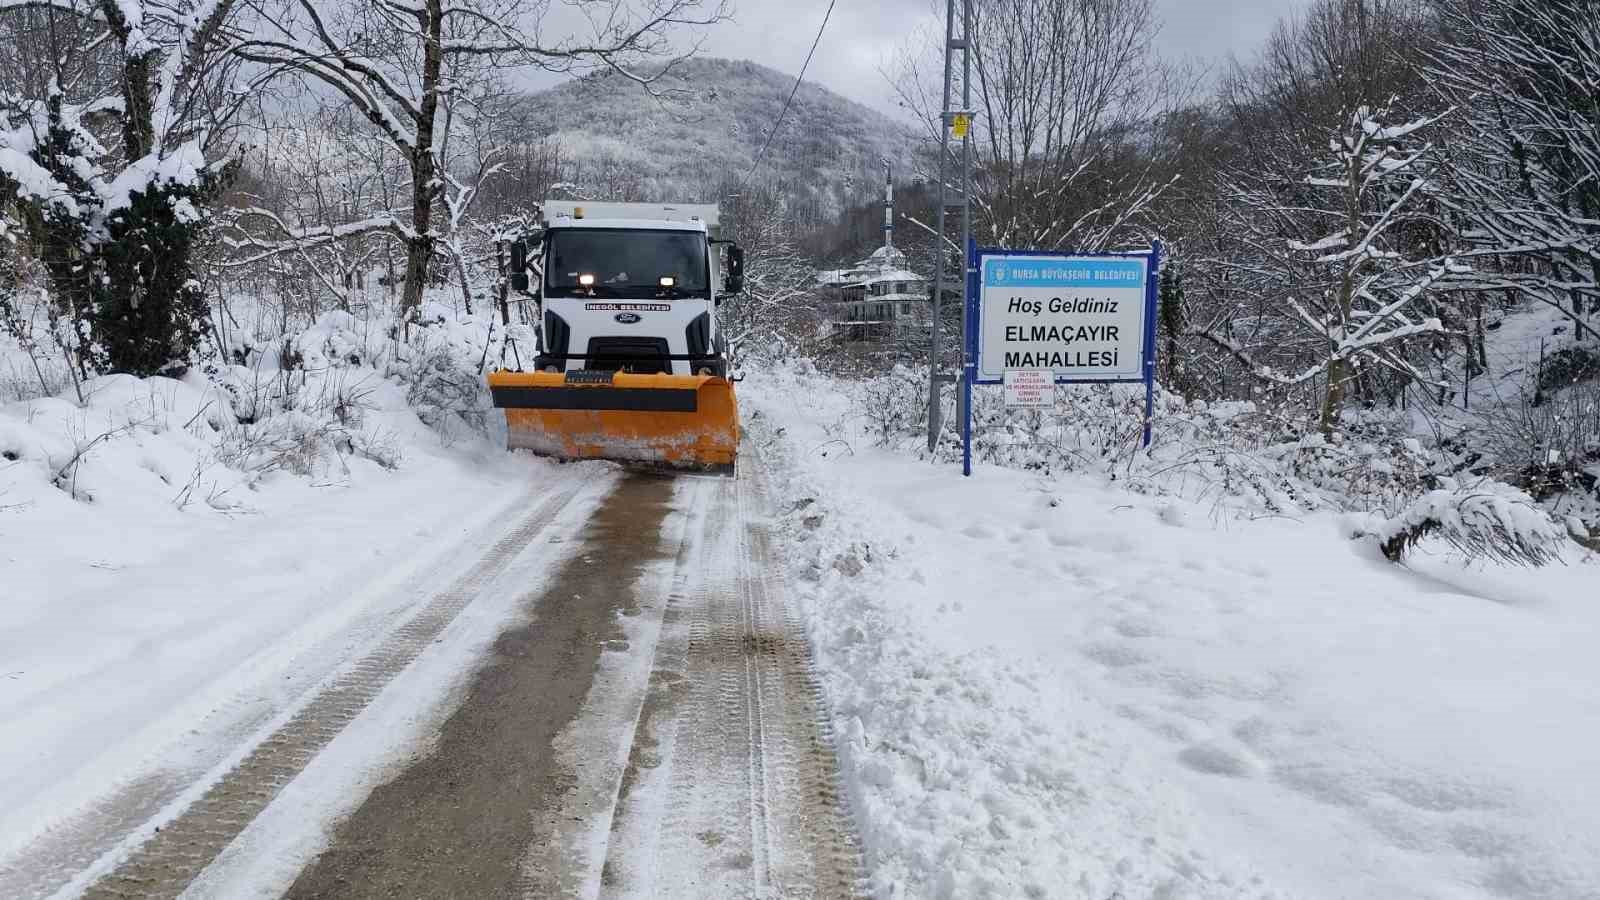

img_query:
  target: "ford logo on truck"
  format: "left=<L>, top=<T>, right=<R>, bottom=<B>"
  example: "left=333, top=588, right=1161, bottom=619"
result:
left=614, top=312, right=642, bottom=324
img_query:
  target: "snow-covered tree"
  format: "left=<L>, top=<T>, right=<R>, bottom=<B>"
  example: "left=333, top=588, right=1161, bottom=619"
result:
left=1430, top=0, right=1600, bottom=341
left=715, top=179, right=819, bottom=362
left=229, top=0, right=728, bottom=318
left=221, top=99, right=411, bottom=320
left=0, top=0, right=243, bottom=375
left=1195, top=105, right=1456, bottom=435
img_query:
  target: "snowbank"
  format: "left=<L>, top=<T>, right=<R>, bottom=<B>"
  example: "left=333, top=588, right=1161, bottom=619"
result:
left=1, top=303, right=509, bottom=522
left=852, top=363, right=1449, bottom=519
left=0, top=304, right=542, bottom=866
left=746, top=363, right=1600, bottom=899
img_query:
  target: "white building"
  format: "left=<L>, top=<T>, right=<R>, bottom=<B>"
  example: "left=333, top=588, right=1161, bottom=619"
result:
left=817, top=245, right=930, bottom=341
left=817, top=164, right=931, bottom=342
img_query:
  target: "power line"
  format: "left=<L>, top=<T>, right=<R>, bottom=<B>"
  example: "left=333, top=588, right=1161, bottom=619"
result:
left=744, top=0, right=838, bottom=183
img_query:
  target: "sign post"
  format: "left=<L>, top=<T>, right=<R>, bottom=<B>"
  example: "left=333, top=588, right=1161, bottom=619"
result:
left=962, top=240, right=1162, bottom=477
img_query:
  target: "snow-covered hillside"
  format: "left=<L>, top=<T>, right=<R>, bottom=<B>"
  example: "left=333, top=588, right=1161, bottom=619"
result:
left=515, top=57, right=919, bottom=215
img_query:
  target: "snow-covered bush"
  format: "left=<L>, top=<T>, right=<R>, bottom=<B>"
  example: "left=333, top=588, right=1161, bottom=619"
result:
left=1347, top=480, right=1570, bottom=566
left=386, top=305, right=509, bottom=444
left=0, top=279, right=75, bottom=403
left=90, top=170, right=231, bottom=375
left=401, top=342, right=491, bottom=444
left=207, top=302, right=505, bottom=449
left=841, top=364, right=1438, bottom=516
left=960, top=378, right=1150, bottom=476
left=1478, top=379, right=1600, bottom=472
left=1538, top=347, right=1600, bottom=393
left=214, top=371, right=399, bottom=478
left=1460, top=375, right=1600, bottom=531
left=856, top=365, right=928, bottom=447
left=1, top=299, right=505, bottom=521
left=809, top=359, right=1582, bottom=563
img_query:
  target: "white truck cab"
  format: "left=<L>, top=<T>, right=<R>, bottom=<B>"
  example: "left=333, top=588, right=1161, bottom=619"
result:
left=509, top=201, right=744, bottom=378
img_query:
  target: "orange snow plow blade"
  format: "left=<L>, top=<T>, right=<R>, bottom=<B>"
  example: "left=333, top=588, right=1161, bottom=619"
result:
left=487, top=370, right=738, bottom=473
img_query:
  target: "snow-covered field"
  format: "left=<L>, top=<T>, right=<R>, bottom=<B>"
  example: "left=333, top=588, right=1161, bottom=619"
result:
left=745, top=365, right=1600, bottom=899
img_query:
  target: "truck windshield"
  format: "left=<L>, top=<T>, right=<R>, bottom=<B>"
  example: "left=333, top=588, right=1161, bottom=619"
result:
left=545, top=228, right=709, bottom=298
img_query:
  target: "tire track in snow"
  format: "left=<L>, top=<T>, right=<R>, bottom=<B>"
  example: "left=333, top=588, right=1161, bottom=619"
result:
left=511, top=473, right=705, bottom=899
left=53, top=474, right=602, bottom=900
left=738, top=457, right=863, bottom=896
left=598, top=449, right=864, bottom=899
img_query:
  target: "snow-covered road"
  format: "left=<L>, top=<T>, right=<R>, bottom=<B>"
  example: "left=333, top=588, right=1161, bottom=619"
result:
left=3, top=443, right=860, bottom=899
left=0, top=451, right=618, bottom=897
left=594, top=457, right=861, bottom=899
left=273, top=461, right=860, bottom=899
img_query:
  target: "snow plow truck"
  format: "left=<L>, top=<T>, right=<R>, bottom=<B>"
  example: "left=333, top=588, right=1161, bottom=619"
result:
left=487, top=201, right=745, bottom=473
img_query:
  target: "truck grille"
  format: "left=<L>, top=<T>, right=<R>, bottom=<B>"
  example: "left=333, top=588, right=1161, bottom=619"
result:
left=582, top=337, right=672, bottom=374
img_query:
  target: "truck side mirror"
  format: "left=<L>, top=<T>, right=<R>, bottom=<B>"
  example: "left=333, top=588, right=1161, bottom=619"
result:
left=724, top=244, right=745, bottom=295
left=509, top=239, right=530, bottom=293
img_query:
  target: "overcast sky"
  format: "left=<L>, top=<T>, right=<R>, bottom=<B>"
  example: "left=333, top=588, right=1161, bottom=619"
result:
left=662, top=0, right=1312, bottom=114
